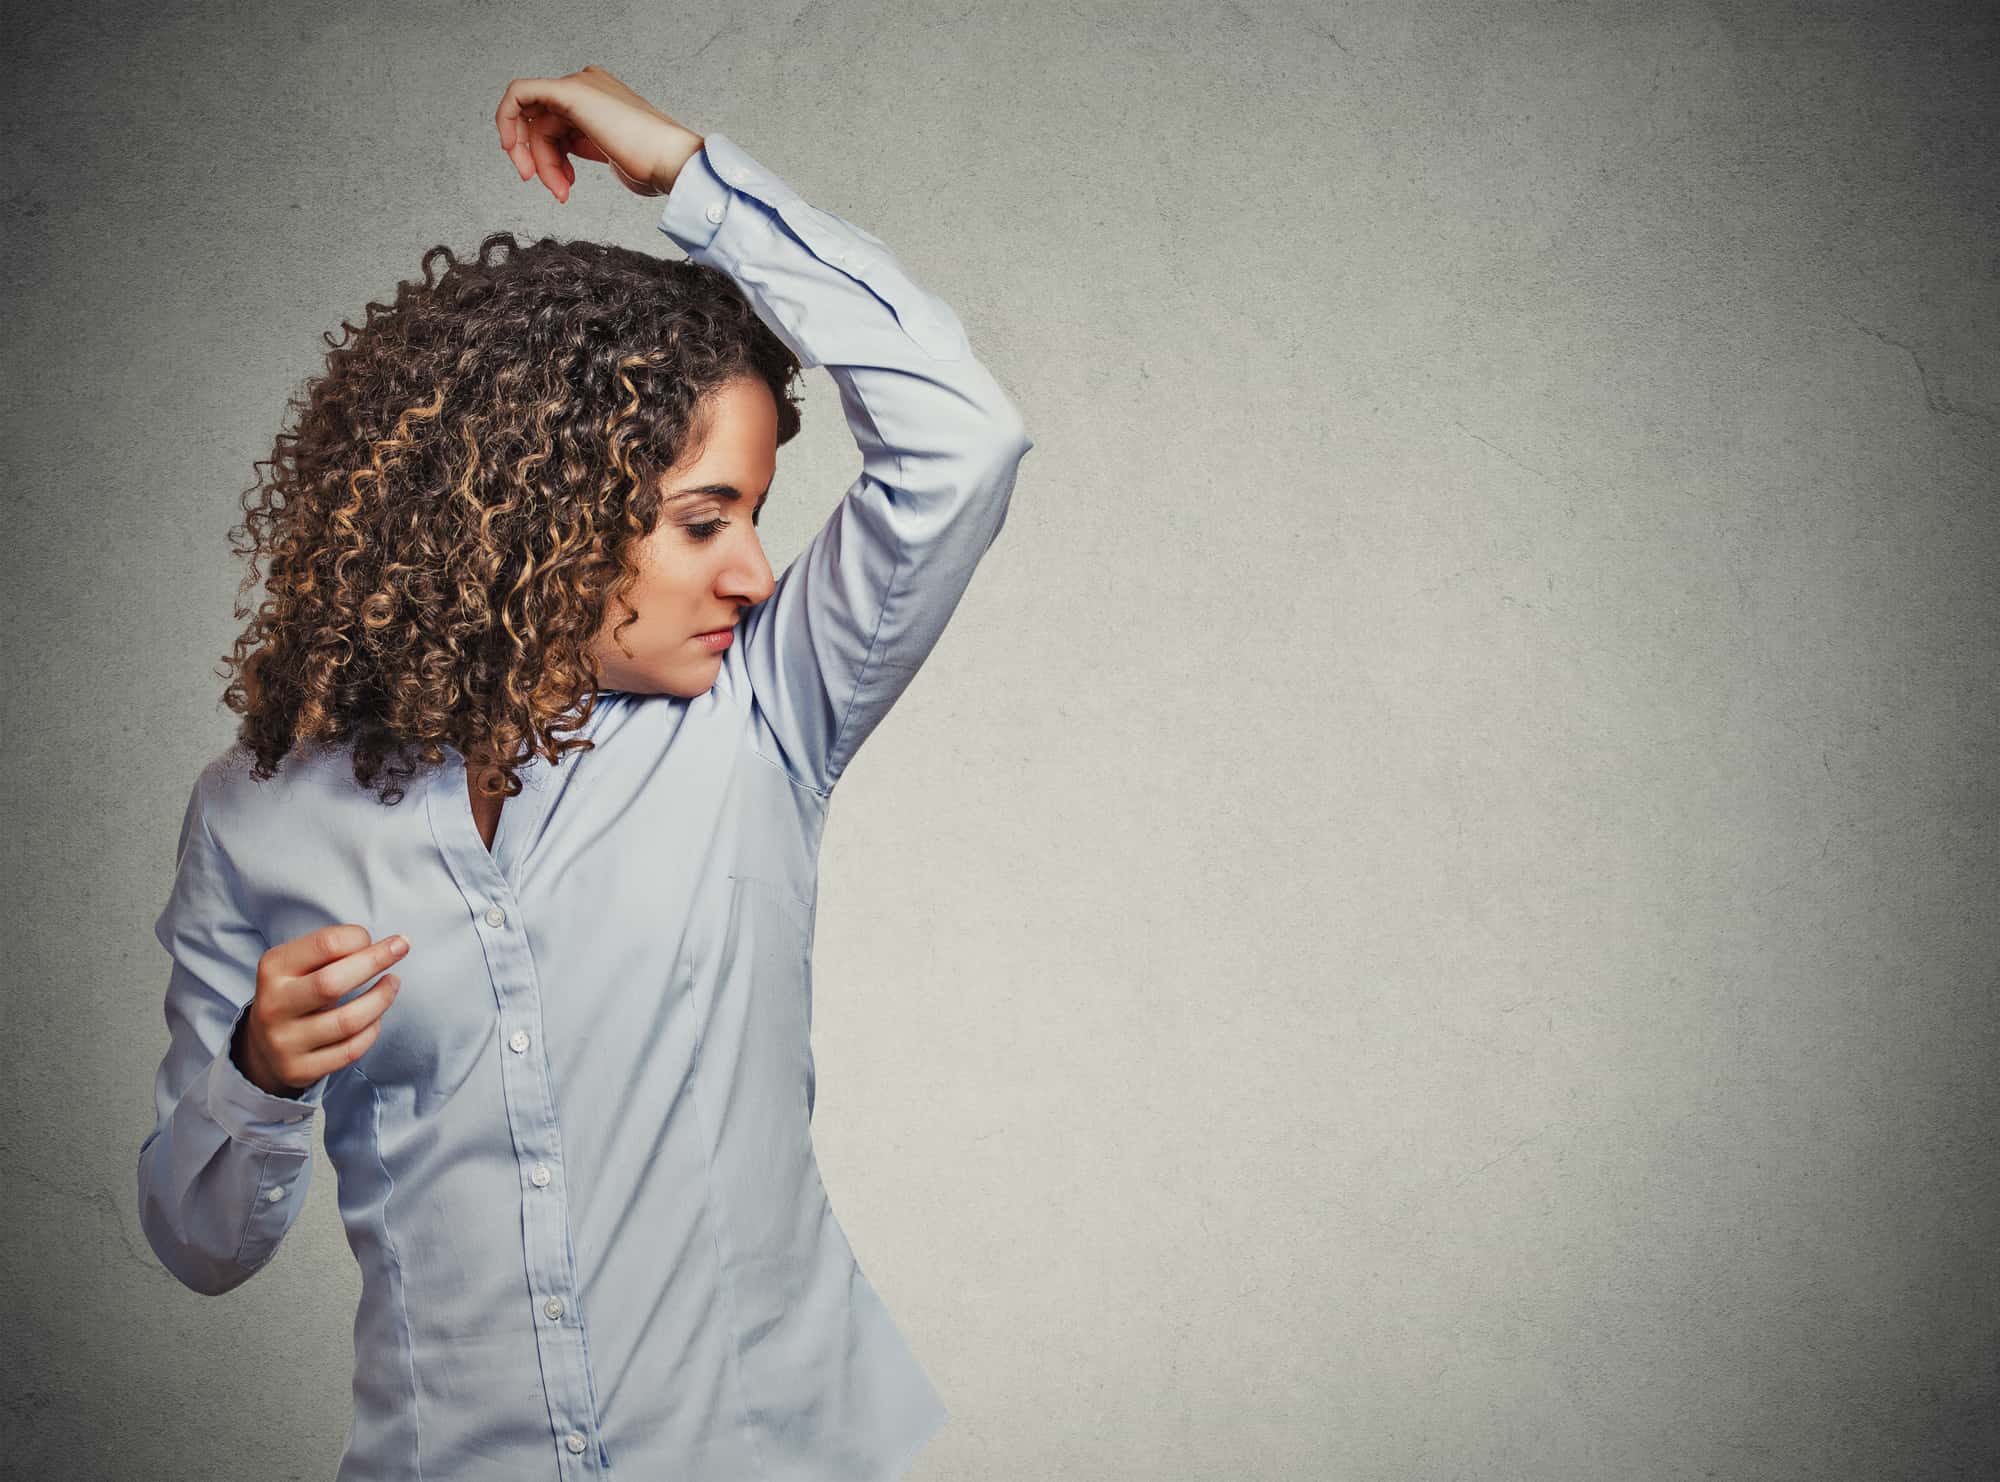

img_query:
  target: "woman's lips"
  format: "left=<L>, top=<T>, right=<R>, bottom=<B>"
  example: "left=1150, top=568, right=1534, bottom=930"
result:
left=693, top=628, right=734, bottom=651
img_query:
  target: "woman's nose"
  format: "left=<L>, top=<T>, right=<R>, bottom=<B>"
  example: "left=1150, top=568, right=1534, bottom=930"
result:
left=723, top=544, right=775, bottom=606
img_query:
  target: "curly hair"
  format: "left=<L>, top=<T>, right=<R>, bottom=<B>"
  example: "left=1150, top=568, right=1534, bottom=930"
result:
left=216, top=230, right=804, bottom=807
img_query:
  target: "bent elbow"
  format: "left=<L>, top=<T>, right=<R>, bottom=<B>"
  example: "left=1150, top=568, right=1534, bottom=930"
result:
left=136, top=1145, right=254, bottom=1298
left=989, top=409, right=1032, bottom=466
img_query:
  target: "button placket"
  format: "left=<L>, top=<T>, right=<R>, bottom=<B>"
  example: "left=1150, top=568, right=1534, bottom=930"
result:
left=512, top=919, right=599, bottom=1469
left=490, top=895, right=579, bottom=1414
left=424, top=762, right=605, bottom=1474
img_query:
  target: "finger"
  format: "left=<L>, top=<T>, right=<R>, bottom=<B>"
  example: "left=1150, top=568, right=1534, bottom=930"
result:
left=496, top=81, right=532, bottom=178
left=287, top=970, right=402, bottom=1055
left=564, top=131, right=653, bottom=195
left=282, top=932, right=410, bottom=1017
left=549, top=130, right=579, bottom=193
left=559, top=126, right=590, bottom=180
left=265, top=922, right=373, bottom=982
left=527, top=117, right=571, bottom=202
left=496, top=78, right=561, bottom=180
left=287, top=1008, right=390, bottom=1084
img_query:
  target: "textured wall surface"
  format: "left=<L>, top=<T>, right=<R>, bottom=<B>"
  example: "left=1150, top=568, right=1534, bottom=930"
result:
left=6, top=2, right=1996, bottom=1478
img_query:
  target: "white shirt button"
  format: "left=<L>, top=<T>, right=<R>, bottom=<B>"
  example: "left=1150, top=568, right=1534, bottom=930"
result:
left=509, top=1029, right=531, bottom=1054
left=543, top=1295, right=565, bottom=1320
left=729, top=168, right=750, bottom=185
left=264, top=1185, right=286, bottom=1202
left=530, top=1162, right=552, bottom=1187
left=704, top=201, right=725, bottom=224
left=484, top=905, right=506, bottom=927
left=564, top=1432, right=587, bottom=1454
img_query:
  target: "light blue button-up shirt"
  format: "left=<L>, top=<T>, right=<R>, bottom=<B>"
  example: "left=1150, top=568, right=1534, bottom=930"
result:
left=138, top=131, right=1032, bottom=1481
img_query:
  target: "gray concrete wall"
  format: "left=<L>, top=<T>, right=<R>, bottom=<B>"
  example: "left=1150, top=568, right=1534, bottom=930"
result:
left=6, top=1, right=1995, bottom=1478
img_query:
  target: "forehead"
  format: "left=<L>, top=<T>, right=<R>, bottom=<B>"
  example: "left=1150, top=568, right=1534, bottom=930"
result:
left=670, top=376, right=779, bottom=484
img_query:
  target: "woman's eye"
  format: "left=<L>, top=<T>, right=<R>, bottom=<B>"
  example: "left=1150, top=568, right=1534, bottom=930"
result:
left=685, top=501, right=763, bottom=542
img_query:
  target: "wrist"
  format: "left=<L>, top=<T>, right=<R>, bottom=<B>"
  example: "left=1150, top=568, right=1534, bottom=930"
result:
left=231, top=1011, right=298, bottom=1100
left=649, top=127, right=706, bottom=194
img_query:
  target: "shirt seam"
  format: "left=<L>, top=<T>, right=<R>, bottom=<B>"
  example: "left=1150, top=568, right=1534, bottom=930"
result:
left=360, top=1065, right=426, bottom=1482
left=678, top=943, right=773, bottom=1480
left=743, top=725, right=832, bottom=800
left=824, top=435, right=911, bottom=787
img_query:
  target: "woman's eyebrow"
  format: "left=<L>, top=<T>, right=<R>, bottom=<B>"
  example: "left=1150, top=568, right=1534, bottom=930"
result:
left=672, top=482, right=771, bottom=502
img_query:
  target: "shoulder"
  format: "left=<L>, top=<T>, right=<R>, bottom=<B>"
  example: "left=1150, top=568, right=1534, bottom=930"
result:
left=192, top=741, right=257, bottom=809
left=193, top=741, right=284, bottom=824
left=194, top=740, right=387, bottom=851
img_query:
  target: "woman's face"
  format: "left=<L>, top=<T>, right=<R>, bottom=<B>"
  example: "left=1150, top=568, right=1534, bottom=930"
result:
left=589, top=374, right=780, bottom=697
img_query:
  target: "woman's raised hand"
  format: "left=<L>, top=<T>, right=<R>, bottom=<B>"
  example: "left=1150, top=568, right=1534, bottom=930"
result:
left=494, top=65, right=705, bottom=204
left=231, top=924, right=411, bottom=1098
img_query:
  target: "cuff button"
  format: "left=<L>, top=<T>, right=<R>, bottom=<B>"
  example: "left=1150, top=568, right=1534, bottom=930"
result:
left=704, top=202, right=726, bottom=225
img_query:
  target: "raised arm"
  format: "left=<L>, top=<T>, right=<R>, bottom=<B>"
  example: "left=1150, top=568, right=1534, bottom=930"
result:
left=494, top=72, right=1035, bottom=790
left=656, top=132, right=1034, bottom=792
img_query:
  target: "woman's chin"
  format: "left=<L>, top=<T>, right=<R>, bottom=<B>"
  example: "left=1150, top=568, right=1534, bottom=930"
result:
left=594, top=667, right=716, bottom=700
left=658, top=667, right=723, bottom=700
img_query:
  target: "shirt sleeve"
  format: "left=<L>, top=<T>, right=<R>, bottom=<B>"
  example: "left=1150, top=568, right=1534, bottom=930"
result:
left=137, top=767, right=327, bottom=1295
left=657, top=132, right=1035, bottom=794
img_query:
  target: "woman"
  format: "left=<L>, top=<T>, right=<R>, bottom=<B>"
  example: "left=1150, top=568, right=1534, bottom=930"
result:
left=138, top=66, right=1032, bottom=1481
